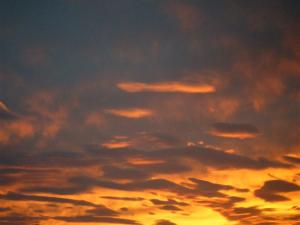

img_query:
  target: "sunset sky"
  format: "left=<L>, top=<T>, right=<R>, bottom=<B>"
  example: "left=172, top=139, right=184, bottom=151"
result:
left=1, top=1, right=300, bottom=225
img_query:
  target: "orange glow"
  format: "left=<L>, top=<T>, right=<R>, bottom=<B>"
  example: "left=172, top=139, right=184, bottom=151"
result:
left=106, top=108, right=154, bottom=118
left=127, top=158, right=165, bottom=165
left=102, top=141, right=131, bottom=149
left=210, top=130, right=258, bottom=139
left=117, top=81, right=215, bottom=93
left=0, top=121, right=35, bottom=144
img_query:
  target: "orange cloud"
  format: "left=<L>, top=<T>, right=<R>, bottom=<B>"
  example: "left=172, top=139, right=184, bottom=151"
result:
left=105, top=108, right=154, bottom=119
left=210, top=130, right=258, bottom=139
left=0, top=120, right=35, bottom=144
left=101, top=135, right=131, bottom=149
left=210, top=123, right=259, bottom=139
left=127, top=158, right=164, bottom=165
left=117, top=81, right=215, bottom=94
left=102, top=141, right=131, bottom=149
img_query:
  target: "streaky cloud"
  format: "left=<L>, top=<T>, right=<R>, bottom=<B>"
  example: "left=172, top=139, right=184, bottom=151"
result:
left=117, top=81, right=215, bottom=93
left=105, top=108, right=154, bottom=119
left=210, top=122, right=259, bottom=139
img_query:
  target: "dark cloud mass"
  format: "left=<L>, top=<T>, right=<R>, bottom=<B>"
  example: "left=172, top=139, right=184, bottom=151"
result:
left=0, top=192, right=97, bottom=206
left=1, top=0, right=300, bottom=224
left=155, top=220, right=177, bottom=225
left=255, top=180, right=300, bottom=202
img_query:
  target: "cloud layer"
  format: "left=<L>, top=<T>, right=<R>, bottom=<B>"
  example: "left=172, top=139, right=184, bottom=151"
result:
left=1, top=0, right=300, bottom=225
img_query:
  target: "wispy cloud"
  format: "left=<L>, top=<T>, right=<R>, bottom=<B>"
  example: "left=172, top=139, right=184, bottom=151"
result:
left=210, top=122, right=259, bottom=139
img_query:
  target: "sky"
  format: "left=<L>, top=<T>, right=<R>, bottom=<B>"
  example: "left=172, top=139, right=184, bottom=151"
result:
left=1, top=0, right=300, bottom=225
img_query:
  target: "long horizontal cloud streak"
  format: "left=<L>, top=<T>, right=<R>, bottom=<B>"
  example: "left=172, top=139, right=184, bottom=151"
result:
left=105, top=108, right=154, bottom=119
left=210, top=123, right=259, bottom=139
left=117, top=81, right=216, bottom=93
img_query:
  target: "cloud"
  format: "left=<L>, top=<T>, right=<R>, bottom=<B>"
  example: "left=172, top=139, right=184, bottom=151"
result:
left=105, top=108, right=154, bottom=119
left=53, top=216, right=140, bottom=224
left=283, top=155, right=300, bottom=164
left=1, top=1, right=300, bottom=224
left=143, top=146, right=290, bottom=170
left=151, top=198, right=189, bottom=211
left=0, top=175, right=15, bottom=186
left=72, top=177, right=192, bottom=195
left=101, top=196, right=145, bottom=201
left=85, top=206, right=119, bottom=217
left=0, top=101, right=18, bottom=121
left=21, top=185, right=91, bottom=196
left=0, top=215, right=44, bottom=225
left=0, top=208, right=10, bottom=212
left=0, top=192, right=97, bottom=206
left=117, top=81, right=215, bottom=94
left=210, top=122, right=259, bottom=139
left=101, top=165, right=150, bottom=180
left=159, top=205, right=181, bottom=211
left=255, top=180, right=300, bottom=202
left=86, top=145, right=290, bottom=171
left=151, top=198, right=189, bottom=206
left=101, top=136, right=132, bottom=149
left=68, top=175, right=248, bottom=199
left=0, top=121, right=35, bottom=144
left=189, top=178, right=248, bottom=197
left=0, top=102, right=34, bottom=144
left=111, top=132, right=184, bottom=151
left=155, top=220, right=177, bottom=225
left=102, top=141, right=131, bottom=149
